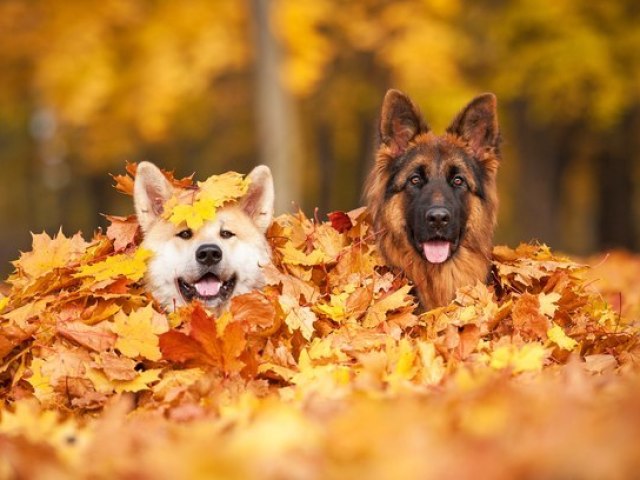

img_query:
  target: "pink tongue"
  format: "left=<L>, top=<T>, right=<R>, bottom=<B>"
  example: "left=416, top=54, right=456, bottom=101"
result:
left=194, top=276, right=221, bottom=297
left=422, top=241, right=451, bottom=264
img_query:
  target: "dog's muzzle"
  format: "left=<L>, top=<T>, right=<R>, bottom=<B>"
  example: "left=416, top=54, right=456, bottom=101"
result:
left=420, top=207, right=459, bottom=264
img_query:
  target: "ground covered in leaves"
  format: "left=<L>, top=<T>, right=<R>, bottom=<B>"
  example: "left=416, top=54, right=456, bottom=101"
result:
left=1, top=166, right=639, bottom=479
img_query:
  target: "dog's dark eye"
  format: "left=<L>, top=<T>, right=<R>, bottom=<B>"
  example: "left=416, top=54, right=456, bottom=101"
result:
left=220, top=229, right=235, bottom=239
left=451, top=175, right=466, bottom=188
left=176, top=229, right=193, bottom=240
left=408, top=174, right=422, bottom=187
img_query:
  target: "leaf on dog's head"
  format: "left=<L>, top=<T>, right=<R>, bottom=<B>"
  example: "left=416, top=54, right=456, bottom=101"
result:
left=165, top=197, right=217, bottom=231
left=163, top=171, right=251, bottom=231
left=112, top=162, right=194, bottom=196
left=197, top=171, right=250, bottom=207
left=111, top=162, right=138, bottom=196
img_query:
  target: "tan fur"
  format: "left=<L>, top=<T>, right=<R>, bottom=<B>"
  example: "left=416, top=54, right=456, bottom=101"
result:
left=365, top=91, right=500, bottom=309
left=134, top=162, right=274, bottom=312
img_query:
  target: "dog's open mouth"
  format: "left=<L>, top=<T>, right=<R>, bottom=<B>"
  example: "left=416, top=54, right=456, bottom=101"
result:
left=177, top=273, right=237, bottom=303
left=421, top=238, right=458, bottom=264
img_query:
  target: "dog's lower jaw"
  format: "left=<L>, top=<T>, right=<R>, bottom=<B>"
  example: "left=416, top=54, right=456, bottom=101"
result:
left=382, top=236, right=492, bottom=310
left=417, top=248, right=491, bottom=309
left=177, top=274, right=237, bottom=305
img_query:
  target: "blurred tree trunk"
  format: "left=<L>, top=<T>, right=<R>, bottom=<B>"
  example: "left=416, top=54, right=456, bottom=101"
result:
left=249, top=0, right=301, bottom=214
left=356, top=110, right=378, bottom=203
left=317, top=122, right=334, bottom=215
left=596, top=107, right=639, bottom=250
left=510, top=101, right=570, bottom=247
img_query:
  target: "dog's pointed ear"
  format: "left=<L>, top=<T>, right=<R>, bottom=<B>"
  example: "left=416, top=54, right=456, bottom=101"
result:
left=380, top=89, right=429, bottom=157
left=134, top=161, right=174, bottom=232
left=447, top=93, right=500, bottom=156
left=240, top=165, right=274, bottom=233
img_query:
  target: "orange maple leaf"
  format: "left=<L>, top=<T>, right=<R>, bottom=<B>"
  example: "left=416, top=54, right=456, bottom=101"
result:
left=112, top=162, right=194, bottom=196
left=159, top=304, right=248, bottom=373
left=105, top=215, right=141, bottom=252
left=12, top=230, right=88, bottom=284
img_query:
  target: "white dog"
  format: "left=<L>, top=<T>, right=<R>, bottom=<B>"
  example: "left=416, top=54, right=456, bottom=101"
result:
left=133, top=161, right=274, bottom=311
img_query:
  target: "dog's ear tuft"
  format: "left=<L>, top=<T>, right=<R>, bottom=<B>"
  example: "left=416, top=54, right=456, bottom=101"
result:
left=241, top=165, right=274, bottom=233
left=447, top=93, right=500, bottom=156
left=380, top=89, right=428, bottom=157
left=134, top=161, right=174, bottom=232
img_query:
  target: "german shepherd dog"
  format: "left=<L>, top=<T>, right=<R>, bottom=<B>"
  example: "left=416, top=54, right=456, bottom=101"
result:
left=365, top=90, right=501, bottom=309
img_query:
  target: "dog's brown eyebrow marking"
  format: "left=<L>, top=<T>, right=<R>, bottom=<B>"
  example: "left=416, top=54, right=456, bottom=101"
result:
left=384, top=149, right=421, bottom=198
left=458, top=152, right=486, bottom=199
left=432, top=140, right=486, bottom=199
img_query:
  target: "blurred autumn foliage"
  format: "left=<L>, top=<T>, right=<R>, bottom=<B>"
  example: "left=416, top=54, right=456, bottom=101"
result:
left=0, top=167, right=639, bottom=478
left=0, top=0, right=639, bottom=267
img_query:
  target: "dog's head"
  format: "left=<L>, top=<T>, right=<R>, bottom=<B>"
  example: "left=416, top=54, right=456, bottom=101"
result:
left=366, top=89, right=501, bottom=266
left=133, top=162, right=274, bottom=311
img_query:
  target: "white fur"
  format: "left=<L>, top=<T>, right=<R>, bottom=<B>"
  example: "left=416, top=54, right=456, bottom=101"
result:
left=134, top=162, right=274, bottom=312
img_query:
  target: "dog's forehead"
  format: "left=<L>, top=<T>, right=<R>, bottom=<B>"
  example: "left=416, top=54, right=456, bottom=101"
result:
left=196, top=216, right=224, bottom=239
left=195, top=207, right=254, bottom=239
left=405, top=139, right=470, bottom=177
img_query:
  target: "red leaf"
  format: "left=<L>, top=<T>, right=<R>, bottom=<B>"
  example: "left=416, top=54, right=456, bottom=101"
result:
left=328, top=211, right=353, bottom=233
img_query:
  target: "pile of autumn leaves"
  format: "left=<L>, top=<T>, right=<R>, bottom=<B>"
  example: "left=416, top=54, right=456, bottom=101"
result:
left=1, top=165, right=639, bottom=479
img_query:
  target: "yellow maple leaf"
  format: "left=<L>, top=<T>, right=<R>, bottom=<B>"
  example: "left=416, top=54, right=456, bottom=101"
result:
left=547, top=322, right=578, bottom=351
left=313, top=292, right=349, bottom=322
left=539, top=292, right=561, bottom=318
left=307, top=337, right=349, bottom=362
left=385, top=338, right=418, bottom=385
left=489, top=344, right=547, bottom=373
left=111, top=305, right=163, bottom=361
left=280, top=294, right=316, bottom=340
left=279, top=242, right=330, bottom=266
left=25, top=357, right=54, bottom=403
left=166, top=197, right=216, bottom=231
left=197, top=171, right=250, bottom=207
left=363, top=284, right=414, bottom=328
left=74, top=248, right=151, bottom=282
left=113, top=369, right=162, bottom=394
left=12, top=230, right=88, bottom=282
left=313, top=223, right=345, bottom=259
left=418, top=341, right=446, bottom=385
left=0, top=296, right=9, bottom=314
left=87, top=367, right=162, bottom=394
left=292, top=349, right=351, bottom=394
left=162, top=172, right=249, bottom=232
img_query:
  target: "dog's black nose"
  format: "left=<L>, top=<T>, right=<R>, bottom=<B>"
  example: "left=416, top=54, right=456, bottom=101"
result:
left=427, top=207, right=450, bottom=228
left=195, top=244, right=222, bottom=266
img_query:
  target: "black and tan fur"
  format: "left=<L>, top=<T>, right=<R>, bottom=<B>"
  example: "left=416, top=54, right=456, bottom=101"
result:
left=365, top=89, right=501, bottom=309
